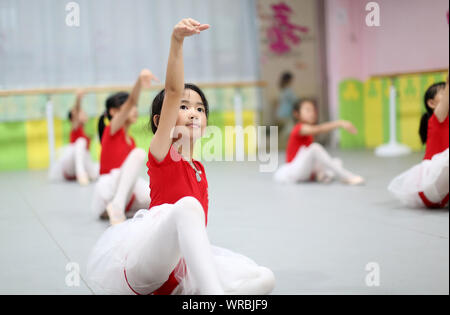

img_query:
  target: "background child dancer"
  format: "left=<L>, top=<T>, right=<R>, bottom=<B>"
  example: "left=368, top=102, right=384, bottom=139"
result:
left=274, top=99, right=365, bottom=185
left=48, top=90, right=99, bottom=186
left=87, top=18, right=275, bottom=296
left=389, top=77, right=449, bottom=208
left=91, top=70, right=158, bottom=225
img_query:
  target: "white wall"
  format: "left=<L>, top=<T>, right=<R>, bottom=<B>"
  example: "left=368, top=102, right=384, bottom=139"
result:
left=0, top=0, right=260, bottom=89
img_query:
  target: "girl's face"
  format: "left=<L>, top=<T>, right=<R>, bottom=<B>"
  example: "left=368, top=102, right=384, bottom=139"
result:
left=109, top=105, right=138, bottom=125
left=77, top=109, right=88, bottom=125
left=295, top=101, right=317, bottom=124
left=428, top=89, right=445, bottom=110
left=174, top=89, right=207, bottom=141
left=127, top=105, right=139, bottom=124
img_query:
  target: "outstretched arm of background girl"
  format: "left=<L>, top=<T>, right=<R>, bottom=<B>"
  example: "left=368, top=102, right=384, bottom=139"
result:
left=300, top=120, right=358, bottom=137
left=70, top=90, right=85, bottom=130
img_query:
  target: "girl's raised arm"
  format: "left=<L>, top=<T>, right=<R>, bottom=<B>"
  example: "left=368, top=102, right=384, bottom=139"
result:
left=109, top=69, right=159, bottom=136
left=150, top=18, right=209, bottom=162
left=434, top=74, right=449, bottom=123
left=71, top=90, right=84, bottom=130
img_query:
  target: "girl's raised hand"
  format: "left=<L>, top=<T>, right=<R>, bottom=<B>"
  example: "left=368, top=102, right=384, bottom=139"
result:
left=173, top=18, right=210, bottom=42
left=140, top=69, right=160, bottom=89
left=75, top=89, right=85, bottom=99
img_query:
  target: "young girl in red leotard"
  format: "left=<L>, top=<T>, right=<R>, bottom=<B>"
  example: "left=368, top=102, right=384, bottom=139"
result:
left=49, top=90, right=99, bottom=186
left=274, top=99, right=365, bottom=185
left=91, top=70, right=159, bottom=225
left=87, top=18, right=275, bottom=295
left=389, top=77, right=449, bottom=208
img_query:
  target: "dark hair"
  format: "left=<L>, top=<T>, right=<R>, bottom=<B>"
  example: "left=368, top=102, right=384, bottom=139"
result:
left=293, top=98, right=317, bottom=112
left=68, top=111, right=73, bottom=122
left=149, top=83, right=209, bottom=134
left=280, top=72, right=293, bottom=89
left=98, top=92, right=130, bottom=141
left=419, top=82, right=446, bottom=144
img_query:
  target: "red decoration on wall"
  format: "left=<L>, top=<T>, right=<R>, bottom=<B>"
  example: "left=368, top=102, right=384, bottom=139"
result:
left=266, top=2, right=310, bottom=55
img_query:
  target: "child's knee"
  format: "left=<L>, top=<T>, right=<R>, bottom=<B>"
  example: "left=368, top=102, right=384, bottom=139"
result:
left=308, top=143, right=323, bottom=153
left=130, top=148, right=147, bottom=162
left=75, top=138, right=87, bottom=148
left=173, top=197, right=205, bottom=223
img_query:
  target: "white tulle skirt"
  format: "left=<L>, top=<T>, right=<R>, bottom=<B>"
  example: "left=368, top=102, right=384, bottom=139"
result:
left=48, top=143, right=99, bottom=181
left=388, top=148, right=449, bottom=208
left=86, top=206, right=269, bottom=295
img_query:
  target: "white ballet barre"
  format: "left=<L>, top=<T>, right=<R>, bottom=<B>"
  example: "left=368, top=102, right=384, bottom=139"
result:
left=371, top=68, right=447, bottom=158
left=0, top=81, right=267, bottom=166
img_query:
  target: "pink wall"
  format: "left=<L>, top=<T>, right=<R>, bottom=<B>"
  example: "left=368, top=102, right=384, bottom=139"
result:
left=325, top=0, right=449, bottom=120
left=325, top=0, right=366, bottom=122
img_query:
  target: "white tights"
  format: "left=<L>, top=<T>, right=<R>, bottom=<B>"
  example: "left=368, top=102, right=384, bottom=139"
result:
left=125, top=197, right=275, bottom=295
left=275, top=143, right=358, bottom=183
left=62, top=138, right=98, bottom=180
left=109, top=148, right=149, bottom=214
left=91, top=148, right=150, bottom=218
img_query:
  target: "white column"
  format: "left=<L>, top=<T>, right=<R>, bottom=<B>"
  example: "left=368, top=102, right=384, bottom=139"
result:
left=46, top=96, right=56, bottom=167
left=375, top=78, right=411, bottom=157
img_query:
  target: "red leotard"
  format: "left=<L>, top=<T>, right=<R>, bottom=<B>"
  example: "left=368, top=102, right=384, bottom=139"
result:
left=64, top=125, right=91, bottom=180
left=99, top=125, right=136, bottom=175
left=419, top=114, right=449, bottom=208
left=424, top=114, right=449, bottom=160
left=144, top=145, right=209, bottom=295
left=285, top=123, right=314, bottom=163
left=70, top=125, right=91, bottom=149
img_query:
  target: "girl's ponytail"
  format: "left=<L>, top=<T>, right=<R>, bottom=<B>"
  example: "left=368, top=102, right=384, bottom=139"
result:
left=419, top=113, right=430, bottom=144
left=98, top=92, right=130, bottom=142
left=98, top=113, right=107, bottom=142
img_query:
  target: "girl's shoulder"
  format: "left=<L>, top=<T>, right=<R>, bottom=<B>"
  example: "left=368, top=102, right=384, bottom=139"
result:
left=148, top=145, right=179, bottom=168
left=430, top=113, right=449, bottom=125
left=292, top=122, right=303, bottom=132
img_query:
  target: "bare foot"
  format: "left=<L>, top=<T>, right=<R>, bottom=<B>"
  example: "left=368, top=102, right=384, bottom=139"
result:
left=342, top=176, right=365, bottom=186
left=106, top=203, right=126, bottom=226
left=316, top=171, right=334, bottom=184
left=77, top=174, right=90, bottom=186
